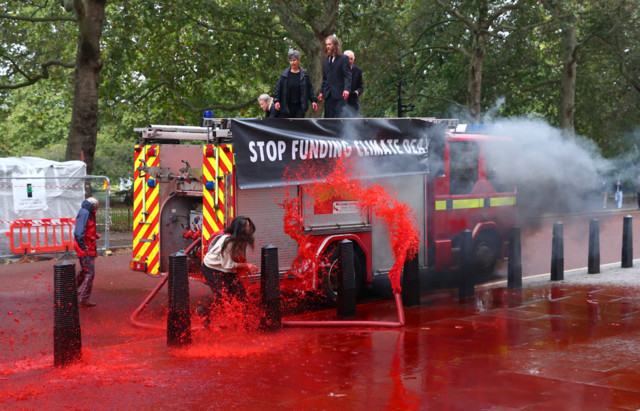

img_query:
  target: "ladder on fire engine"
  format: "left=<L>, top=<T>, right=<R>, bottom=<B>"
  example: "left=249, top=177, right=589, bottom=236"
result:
left=134, top=124, right=231, bottom=143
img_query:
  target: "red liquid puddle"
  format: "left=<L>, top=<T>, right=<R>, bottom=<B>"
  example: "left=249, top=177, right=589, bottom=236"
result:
left=1, top=150, right=421, bottom=388
left=174, top=330, right=296, bottom=359
left=280, top=156, right=419, bottom=294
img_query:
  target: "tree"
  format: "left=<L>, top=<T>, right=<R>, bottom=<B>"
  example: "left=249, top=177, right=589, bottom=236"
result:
left=2, top=0, right=639, bottom=180
left=64, top=0, right=106, bottom=174
left=0, top=0, right=106, bottom=174
left=537, top=0, right=582, bottom=136
left=0, top=83, right=73, bottom=156
left=0, top=1, right=77, bottom=153
left=594, top=0, right=640, bottom=94
left=273, top=0, right=341, bottom=117
left=98, top=1, right=289, bottom=128
left=478, top=4, right=558, bottom=121
left=579, top=0, right=640, bottom=157
left=518, top=0, right=640, bottom=139
left=340, top=0, right=422, bottom=117
left=433, top=0, right=520, bottom=124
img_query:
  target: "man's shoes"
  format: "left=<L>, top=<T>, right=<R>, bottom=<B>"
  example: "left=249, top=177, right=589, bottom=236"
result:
left=79, top=299, right=97, bottom=307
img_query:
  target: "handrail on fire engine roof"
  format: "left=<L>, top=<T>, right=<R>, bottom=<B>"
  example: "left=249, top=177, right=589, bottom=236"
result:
left=135, top=124, right=231, bottom=141
left=402, top=117, right=459, bottom=132
left=152, top=125, right=214, bottom=132
left=134, top=118, right=462, bottom=141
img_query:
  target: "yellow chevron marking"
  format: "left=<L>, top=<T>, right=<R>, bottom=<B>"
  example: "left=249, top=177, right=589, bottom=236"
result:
left=220, top=150, right=233, bottom=171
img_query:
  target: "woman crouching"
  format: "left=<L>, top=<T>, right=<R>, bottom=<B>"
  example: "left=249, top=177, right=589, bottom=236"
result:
left=199, top=216, right=259, bottom=327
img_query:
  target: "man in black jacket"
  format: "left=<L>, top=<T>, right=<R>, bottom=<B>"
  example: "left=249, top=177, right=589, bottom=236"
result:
left=344, top=50, right=363, bottom=117
left=318, top=35, right=351, bottom=118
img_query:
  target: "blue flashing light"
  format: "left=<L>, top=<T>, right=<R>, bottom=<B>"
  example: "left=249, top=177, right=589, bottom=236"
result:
left=205, top=181, right=215, bottom=190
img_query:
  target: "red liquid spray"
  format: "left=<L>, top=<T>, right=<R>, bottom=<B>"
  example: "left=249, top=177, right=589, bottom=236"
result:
left=280, top=156, right=419, bottom=294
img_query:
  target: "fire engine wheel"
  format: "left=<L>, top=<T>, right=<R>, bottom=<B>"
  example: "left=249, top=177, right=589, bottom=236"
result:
left=319, top=243, right=366, bottom=305
left=473, top=234, right=499, bottom=275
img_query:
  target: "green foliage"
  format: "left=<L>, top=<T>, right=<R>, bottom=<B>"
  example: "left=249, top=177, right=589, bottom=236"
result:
left=0, top=83, right=73, bottom=155
left=339, top=0, right=419, bottom=116
left=0, top=1, right=77, bottom=155
left=99, top=0, right=290, bottom=132
left=1, top=0, right=639, bottom=180
left=0, top=1, right=77, bottom=88
left=575, top=40, right=640, bottom=157
left=92, top=128, right=135, bottom=185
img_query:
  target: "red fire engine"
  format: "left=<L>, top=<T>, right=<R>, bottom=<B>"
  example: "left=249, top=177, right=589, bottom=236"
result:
left=130, top=118, right=515, bottom=300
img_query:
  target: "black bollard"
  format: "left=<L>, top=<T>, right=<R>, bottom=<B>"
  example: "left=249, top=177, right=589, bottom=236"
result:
left=402, top=253, right=420, bottom=307
left=550, top=222, right=564, bottom=281
left=260, top=245, right=281, bottom=330
left=622, top=215, right=633, bottom=268
left=167, top=252, right=191, bottom=347
left=458, top=230, right=474, bottom=299
left=588, top=219, right=600, bottom=274
left=507, top=227, right=522, bottom=289
left=337, top=240, right=357, bottom=319
left=53, top=261, right=82, bottom=367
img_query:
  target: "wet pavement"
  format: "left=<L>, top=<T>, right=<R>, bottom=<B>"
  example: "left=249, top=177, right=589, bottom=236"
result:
left=3, top=247, right=640, bottom=408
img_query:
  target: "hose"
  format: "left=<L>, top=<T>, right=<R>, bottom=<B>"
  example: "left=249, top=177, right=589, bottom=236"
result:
left=129, top=274, right=168, bottom=331
left=129, top=238, right=203, bottom=331
left=130, top=235, right=405, bottom=330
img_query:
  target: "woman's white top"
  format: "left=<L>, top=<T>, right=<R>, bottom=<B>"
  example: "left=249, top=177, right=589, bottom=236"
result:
left=203, top=234, right=238, bottom=273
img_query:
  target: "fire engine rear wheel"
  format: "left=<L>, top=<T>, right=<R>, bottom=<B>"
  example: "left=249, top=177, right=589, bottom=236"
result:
left=473, top=233, right=499, bottom=275
left=319, top=242, right=366, bottom=305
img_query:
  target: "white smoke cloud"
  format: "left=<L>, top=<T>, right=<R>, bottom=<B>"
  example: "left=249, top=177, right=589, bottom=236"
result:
left=483, top=96, right=506, bottom=122
left=483, top=117, right=611, bottom=219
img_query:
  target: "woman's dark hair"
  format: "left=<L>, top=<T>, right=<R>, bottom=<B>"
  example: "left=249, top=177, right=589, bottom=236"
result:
left=221, top=216, right=256, bottom=262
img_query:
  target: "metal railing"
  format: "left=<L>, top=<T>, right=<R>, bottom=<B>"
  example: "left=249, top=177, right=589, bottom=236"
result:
left=97, top=207, right=132, bottom=232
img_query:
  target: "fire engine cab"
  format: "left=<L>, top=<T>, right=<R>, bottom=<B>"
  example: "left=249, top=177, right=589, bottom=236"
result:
left=130, top=118, right=515, bottom=300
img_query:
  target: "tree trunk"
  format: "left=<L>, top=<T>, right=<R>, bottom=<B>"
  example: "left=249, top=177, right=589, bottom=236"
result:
left=559, top=13, right=577, bottom=136
left=305, top=36, right=326, bottom=119
left=467, top=31, right=486, bottom=124
left=65, top=0, right=105, bottom=174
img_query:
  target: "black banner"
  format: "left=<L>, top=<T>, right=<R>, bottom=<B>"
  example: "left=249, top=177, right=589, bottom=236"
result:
left=232, top=118, right=445, bottom=189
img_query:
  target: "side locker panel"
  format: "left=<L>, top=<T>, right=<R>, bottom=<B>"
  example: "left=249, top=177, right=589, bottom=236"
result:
left=132, top=145, right=161, bottom=274
left=371, top=174, right=427, bottom=275
left=236, top=187, right=300, bottom=270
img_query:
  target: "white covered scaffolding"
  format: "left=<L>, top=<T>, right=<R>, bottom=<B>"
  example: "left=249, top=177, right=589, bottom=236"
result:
left=0, top=157, right=111, bottom=258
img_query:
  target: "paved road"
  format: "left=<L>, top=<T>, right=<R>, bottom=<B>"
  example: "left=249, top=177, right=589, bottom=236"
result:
left=3, top=249, right=640, bottom=408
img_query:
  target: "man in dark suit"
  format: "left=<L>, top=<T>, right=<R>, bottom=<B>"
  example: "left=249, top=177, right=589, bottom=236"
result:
left=318, top=35, right=351, bottom=118
left=344, top=50, right=363, bottom=117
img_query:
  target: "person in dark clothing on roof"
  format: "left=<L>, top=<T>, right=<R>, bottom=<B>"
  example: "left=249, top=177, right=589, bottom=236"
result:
left=343, top=50, right=363, bottom=117
left=318, top=35, right=352, bottom=118
left=74, top=197, right=100, bottom=307
left=273, top=50, right=318, bottom=118
left=257, top=94, right=279, bottom=118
